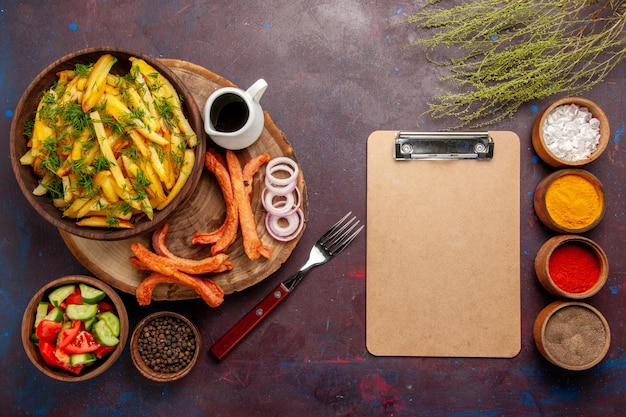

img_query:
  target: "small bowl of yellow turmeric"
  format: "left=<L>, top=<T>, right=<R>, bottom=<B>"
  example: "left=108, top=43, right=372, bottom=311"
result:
left=534, top=169, right=605, bottom=234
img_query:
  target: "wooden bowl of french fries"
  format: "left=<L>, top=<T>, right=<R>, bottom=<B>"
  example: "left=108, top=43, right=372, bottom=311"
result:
left=10, top=47, right=205, bottom=240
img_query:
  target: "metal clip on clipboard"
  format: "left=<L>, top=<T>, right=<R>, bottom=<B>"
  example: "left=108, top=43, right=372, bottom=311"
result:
left=394, top=132, right=494, bottom=160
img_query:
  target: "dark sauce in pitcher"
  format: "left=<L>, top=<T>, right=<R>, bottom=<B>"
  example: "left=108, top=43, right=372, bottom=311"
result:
left=210, top=93, right=249, bottom=133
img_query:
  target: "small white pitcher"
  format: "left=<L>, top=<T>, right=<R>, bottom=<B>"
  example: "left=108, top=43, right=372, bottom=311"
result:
left=203, top=78, right=268, bottom=150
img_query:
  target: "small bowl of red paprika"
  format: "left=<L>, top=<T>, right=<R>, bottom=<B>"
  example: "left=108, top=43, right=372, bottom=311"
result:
left=21, top=275, right=129, bottom=381
left=535, top=235, right=609, bottom=299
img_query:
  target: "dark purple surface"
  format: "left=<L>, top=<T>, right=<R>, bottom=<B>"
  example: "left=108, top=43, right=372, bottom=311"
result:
left=1, top=1, right=625, bottom=416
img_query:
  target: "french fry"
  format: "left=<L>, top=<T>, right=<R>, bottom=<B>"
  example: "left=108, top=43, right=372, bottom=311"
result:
left=63, top=195, right=94, bottom=218
left=155, top=149, right=195, bottom=210
left=57, top=78, right=76, bottom=105
left=140, top=196, right=154, bottom=220
left=75, top=195, right=104, bottom=219
left=133, top=72, right=160, bottom=124
left=90, top=110, right=127, bottom=189
left=61, top=176, right=73, bottom=202
left=32, top=172, right=55, bottom=196
left=147, top=146, right=170, bottom=187
left=19, top=149, right=35, bottom=166
left=56, top=69, right=75, bottom=83
left=70, top=129, right=91, bottom=162
left=76, top=216, right=134, bottom=229
left=30, top=118, right=55, bottom=158
left=143, top=162, right=167, bottom=204
left=82, top=54, right=117, bottom=112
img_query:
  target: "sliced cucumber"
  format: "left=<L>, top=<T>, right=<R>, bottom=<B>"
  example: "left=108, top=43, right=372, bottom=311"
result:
left=48, top=284, right=76, bottom=307
left=66, top=303, right=99, bottom=321
left=34, top=302, right=50, bottom=328
left=44, top=307, right=64, bottom=322
left=97, top=311, right=120, bottom=337
left=79, top=283, right=106, bottom=304
left=92, top=320, right=120, bottom=347
left=84, top=315, right=98, bottom=331
left=70, top=352, right=97, bottom=366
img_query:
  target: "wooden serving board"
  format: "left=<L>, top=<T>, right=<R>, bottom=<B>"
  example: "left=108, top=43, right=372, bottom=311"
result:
left=60, top=60, right=308, bottom=300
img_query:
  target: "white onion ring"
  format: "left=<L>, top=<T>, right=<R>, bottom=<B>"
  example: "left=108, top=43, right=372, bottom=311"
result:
left=264, top=174, right=297, bottom=195
left=265, top=208, right=304, bottom=242
left=265, top=157, right=299, bottom=187
left=262, top=187, right=296, bottom=215
left=262, top=156, right=303, bottom=241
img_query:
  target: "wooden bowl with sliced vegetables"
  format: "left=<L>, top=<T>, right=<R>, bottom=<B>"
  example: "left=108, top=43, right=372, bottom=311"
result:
left=9, top=47, right=205, bottom=241
left=21, top=275, right=129, bottom=381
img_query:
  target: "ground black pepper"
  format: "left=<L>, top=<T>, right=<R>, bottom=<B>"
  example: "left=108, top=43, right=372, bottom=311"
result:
left=137, top=315, right=196, bottom=374
left=544, top=305, right=606, bottom=367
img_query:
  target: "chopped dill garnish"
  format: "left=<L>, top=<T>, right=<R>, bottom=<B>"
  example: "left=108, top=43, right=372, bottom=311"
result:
left=134, top=169, right=152, bottom=189
left=42, top=178, right=64, bottom=200
left=23, top=118, right=35, bottom=138
left=42, top=91, right=57, bottom=105
left=74, top=63, right=93, bottom=77
left=62, top=102, right=90, bottom=132
left=92, top=156, right=113, bottom=172
left=121, top=146, right=141, bottom=162
left=154, top=97, right=176, bottom=129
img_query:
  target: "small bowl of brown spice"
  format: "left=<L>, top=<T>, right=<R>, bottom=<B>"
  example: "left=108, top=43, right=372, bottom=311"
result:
left=533, top=301, right=610, bottom=371
left=130, top=311, right=201, bottom=382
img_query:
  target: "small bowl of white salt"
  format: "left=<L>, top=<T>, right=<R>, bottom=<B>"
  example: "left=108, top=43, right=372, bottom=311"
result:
left=532, top=97, right=610, bottom=167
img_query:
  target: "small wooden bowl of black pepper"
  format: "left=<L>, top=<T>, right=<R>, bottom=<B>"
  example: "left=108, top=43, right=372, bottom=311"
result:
left=533, top=301, right=610, bottom=371
left=130, top=312, right=201, bottom=382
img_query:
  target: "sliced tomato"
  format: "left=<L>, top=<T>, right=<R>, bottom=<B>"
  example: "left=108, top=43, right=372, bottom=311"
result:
left=97, top=301, right=114, bottom=313
left=57, top=320, right=82, bottom=351
left=94, top=345, right=116, bottom=359
left=39, top=340, right=84, bottom=375
left=39, top=340, right=60, bottom=367
left=53, top=345, right=84, bottom=374
left=65, top=287, right=83, bottom=305
left=35, top=319, right=62, bottom=343
left=63, top=330, right=101, bottom=354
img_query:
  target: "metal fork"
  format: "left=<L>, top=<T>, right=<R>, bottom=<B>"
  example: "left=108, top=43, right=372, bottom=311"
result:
left=210, top=212, right=364, bottom=360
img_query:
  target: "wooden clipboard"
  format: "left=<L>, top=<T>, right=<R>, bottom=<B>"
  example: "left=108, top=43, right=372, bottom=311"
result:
left=366, top=131, right=521, bottom=358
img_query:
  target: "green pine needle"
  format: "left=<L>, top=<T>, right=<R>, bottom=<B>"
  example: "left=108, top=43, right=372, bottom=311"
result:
left=405, top=0, right=626, bottom=128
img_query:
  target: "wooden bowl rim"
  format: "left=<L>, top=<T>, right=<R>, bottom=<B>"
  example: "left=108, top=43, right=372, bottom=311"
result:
left=21, top=275, right=129, bottom=382
left=533, top=168, right=606, bottom=233
left=535, top=234, right=609, bottom=299
left=9, top=46, right=206, bottom=241
left=532, top=97, right=610, bottom=167
left=534, top=300, right=610, bottom=371
left=130, top=311, right=202, bottom=382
